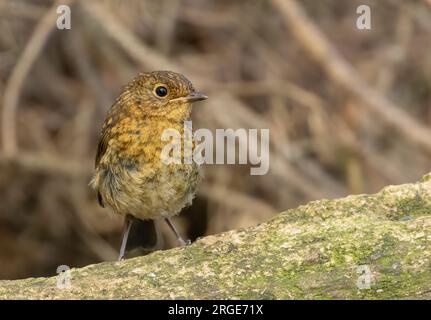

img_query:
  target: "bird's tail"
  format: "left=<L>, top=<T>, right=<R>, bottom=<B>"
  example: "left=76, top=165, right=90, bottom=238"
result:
left=124, top=217, right=164, bottom=259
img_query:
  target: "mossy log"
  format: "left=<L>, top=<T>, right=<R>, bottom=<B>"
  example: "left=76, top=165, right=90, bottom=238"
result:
left=1, top=174, right=431, bottom=299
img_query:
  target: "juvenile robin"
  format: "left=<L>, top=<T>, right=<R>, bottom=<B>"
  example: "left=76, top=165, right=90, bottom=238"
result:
left=90, top=71, right=207, bottom=260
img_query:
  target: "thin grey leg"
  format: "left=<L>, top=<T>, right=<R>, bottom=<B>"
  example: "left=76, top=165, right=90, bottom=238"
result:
left=118, top=217, right=132, bottom=261
left=165, top=218, right=191, bottom=246
left=153, top=221, right=164, bottom=250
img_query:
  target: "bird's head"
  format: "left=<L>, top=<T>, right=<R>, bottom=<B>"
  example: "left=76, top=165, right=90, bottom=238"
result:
left=123, top=71, right=207, bottom=120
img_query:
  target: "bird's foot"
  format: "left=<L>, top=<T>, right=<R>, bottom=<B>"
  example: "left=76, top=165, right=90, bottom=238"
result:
left=179, top=238, right=192, bottom=247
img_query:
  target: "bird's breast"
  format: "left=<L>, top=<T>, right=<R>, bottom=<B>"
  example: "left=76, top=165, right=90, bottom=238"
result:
left=94, top=117, right=201, bottom=219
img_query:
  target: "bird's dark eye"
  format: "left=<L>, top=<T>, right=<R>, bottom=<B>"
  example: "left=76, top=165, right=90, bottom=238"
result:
left=155, top=85, right=168, bottom=97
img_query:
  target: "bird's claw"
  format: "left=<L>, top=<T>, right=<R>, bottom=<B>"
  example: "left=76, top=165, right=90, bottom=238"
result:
left=179, top=238, right=192, bottom=247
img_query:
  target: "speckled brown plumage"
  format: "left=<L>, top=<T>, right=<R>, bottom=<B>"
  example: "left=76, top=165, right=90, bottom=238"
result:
left=90, top=71, right=207, bottom=259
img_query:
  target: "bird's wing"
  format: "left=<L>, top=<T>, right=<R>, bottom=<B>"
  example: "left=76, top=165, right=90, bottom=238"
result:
left=95, top=128, right=111, bottom=168
left=95, top=100, right=124, bottom=168
left=94, top=128, right=111, bottom=208
left=94, top=101, right=124, bottom=207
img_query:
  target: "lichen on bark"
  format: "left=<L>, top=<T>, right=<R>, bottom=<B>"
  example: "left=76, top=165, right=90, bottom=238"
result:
left=1, top=174, right=431, bottom=299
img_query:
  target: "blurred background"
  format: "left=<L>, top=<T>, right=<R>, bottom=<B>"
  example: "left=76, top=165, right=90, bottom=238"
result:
left=1, top=0, right=431, bottom=280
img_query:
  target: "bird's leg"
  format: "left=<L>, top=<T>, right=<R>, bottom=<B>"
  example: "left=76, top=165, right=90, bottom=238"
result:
left=165, top=218, right=191, bottom=246
left=118, top=217, right=132, bottom=261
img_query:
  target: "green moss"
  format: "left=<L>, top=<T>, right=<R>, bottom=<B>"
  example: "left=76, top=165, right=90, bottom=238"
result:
left=394, top=194, right=429, bottom=220
left=1, top=173, right=431, bottom=299
left=420, top=173, right=431, bottom=182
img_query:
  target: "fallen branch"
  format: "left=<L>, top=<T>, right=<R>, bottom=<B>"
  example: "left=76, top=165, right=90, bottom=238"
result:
left=1, top=173, right=430, bottom=299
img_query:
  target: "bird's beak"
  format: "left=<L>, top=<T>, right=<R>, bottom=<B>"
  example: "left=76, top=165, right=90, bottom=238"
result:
left=170, top=91, right=208, bottom=103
